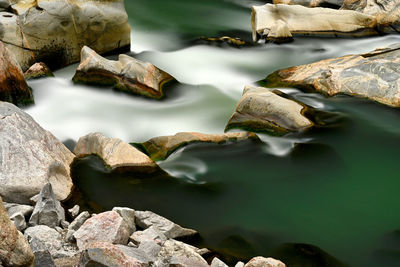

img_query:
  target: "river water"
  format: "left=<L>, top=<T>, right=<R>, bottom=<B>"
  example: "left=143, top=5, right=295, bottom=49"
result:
left=23, top=0, right=400, bottom=266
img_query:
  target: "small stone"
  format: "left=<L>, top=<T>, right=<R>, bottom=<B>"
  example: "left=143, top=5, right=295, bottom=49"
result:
left=128, top=241, right=137, bottom=247
left=61, top=220, right=70, bottom=229
left=112, top=207, right=136, bottom=234
left=65, top=229, right=76, bottom=243
left=24, top=225, right=63, bottom=256
left=211, top=257, right=229, bottom=267
left=69, top=211, right=90, bottom=231
left=130, top=226, right=167, bottom=246
left=55, top=226, right=64, bottom=233
left=245, top=256, right=286, bottom=267
left=24, top=62, right=54, bottom=80
left=235, top=261, right=245, bottom=267
left=29, top=238, right=56, bottom=267
left=9, top=212, right=27, bottom=231
left=30, top=194, right=40, bottom=204
left=68, top=205, right=80, bottom=219
left=5, top=203, right=34, bottom=219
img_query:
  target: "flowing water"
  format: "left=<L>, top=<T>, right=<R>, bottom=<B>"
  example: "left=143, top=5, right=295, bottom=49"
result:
left=23, top=0, right=400, bottom=266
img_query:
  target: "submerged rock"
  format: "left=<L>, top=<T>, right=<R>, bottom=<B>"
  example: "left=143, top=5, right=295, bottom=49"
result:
left=226, top=85, right=313, bottom=135
left=140, top=132, right=259, bottom=161
left=24, top=62, right=53, bottom=80
left=73, top=46, right=175, bottom=99
left=0, top=102, right=75, bottom=204
left=245, top=256, right=286, bottom=267
left=0, top=41, right=32, bottom=105
left=273, top=0, right=344, bottom=9
left=0, top=0, right=131, bottom=70
left=0, top=197, right=35, bottom=267
left=263, top=43, right=400, bottom=107
left=74, top=132, right=162, bottom=173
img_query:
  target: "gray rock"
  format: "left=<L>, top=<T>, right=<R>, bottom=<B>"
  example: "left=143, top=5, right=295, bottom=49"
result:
left=29, top=183, right=66, bottom=228
left=61, top=220, right=70, bottom=229
left=0, top=102, right=75, bottom=204
left=65, top=229, right=75, bottom=243
left=29, top=238, right=56, bottom=267
left=5, top=203, right=34, bottom=219
left=245, top=257, right=286, bottom=267
left=10, top=212, right=27, bottom=231
left=112, top=207, right=136, bottom=234
left=24, top=225, right=63, bottom=256
left=69, top=211, right=90, bottom=231
left=73, top=211, right=131, bottom=251
left=211, top=257, right=229, bottom=267
left=235, top=262, right=245, bottom=267
left=130, top=226, right=167, bottom=247
left=68, top=205, right=80, bottom=219
left=135, top=210, right=198, bottom=239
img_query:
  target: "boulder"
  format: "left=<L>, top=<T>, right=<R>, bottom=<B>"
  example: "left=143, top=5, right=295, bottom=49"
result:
left=263, top=43, right=400, bottom=107
left=140, top=132, right=259, bottom=161
left=273, top=0, right=344, bottom=8
left=135, top=210, right=198, bottom=239
left=0, top=102, right=74, bottom=204
left=28, top=183, right=66, bottom=228
left=73, top=132, right=162, bottom=174
left=112, top=207, right=136, bottom=234
left=73, top=46, right=175, bottom=99
left=73, top=211, right=130, bottom=251
left=226, top=85, right=313, bottom=135
left=0, top=0, right=131, bottom=71
left=245, top=257, right=286, bottom=267
left=0, top=197, right=34, bottom=267
left=0, top=41, right=32, bottom=105
left=251, top=4, right=377, bottom=42
left=24, top=225, right=63, bottom=256
left=24, top=62, right=53, bottom=80
left=211, top=257, right=229, bottom=267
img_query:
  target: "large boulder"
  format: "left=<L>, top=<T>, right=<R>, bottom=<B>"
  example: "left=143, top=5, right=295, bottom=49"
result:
left=140, top=132, right=259, bottom=161
left=1, top=0, right=131, bottom=70
left=0, top=102, right=75, bottom=204
left=0, top=197, right=35, bottom=267
left=0, top=41, right=32, bottom=105
left=73, top=46, right=175, bottom=99
left=263, top=43, right=400, bottom=107
left=226, top=85, right=313, bottom=135
left=273, top=0, right=344, bottom=8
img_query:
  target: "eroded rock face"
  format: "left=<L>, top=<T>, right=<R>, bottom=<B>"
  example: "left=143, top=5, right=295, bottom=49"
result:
left=74, top=132, right=161, bottom=173
left=24, top=62, right=53, bottom=80
left=226, top=85, right=313, bottom=135
left=73, top=46, right=175, bottom=99
left=0, top=41, right=32, bottom=105
left=263, top=43, right=400, bottom=107
left=0, top=0, right=131, bottom=71
left=141, top=132, right=259, bottom=161
left=0, top=197, right=35, bottom=267
left=0, top=102, right=75, bottom=204
left=244, top=256, right=286, bottom=267
left=273, top=0, right=344, bottom=9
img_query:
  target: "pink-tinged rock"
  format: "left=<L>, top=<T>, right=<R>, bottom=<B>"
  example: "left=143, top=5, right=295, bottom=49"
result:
left=245, top=256, right=286, bottom=267
left=73, top=211, right=130, bottom=251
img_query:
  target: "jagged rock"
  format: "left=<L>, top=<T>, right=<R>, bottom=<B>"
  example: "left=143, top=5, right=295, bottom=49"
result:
left=28, top=183, right=66, bottom=228
left=251, top=4, right=377, bottom=43
left=73, top=211, right=130, bottom=251
left=135, top=211, right=198, bottom=239
left=10, top=212, right=27, bottom=231
left=5, top=203, right=34, bottom=219
left=226, top=85, right=313, bottom=134
left=245, top=257, right=286, bottom=267
left=24, top=62, right=53, bottom=80
left=130, top=226, right=168, bottom=247
left=273, top=0, right=344, bottom=8
left=24, top=225, right=63, bottom=256
left=0, top=102, right=75, bottom=204
left=211, top=257, right=229, bottom=267
left=235, top=262, right=245, bottom=267
left=0, top=41, right=32, bottom=105
left=141, top=132, right=259, bottom=161
left=29, top=238, right=56, bottom=267
left=0, top=197, right=34, bottom=267
left=73, top=132, right=162, bottom=173
left=73, top=46, right=175, bottom=99
left=68, top=205, right=80, bottom=219
left=0, top=0, right=131, bottom=71
left=263, top=43, right=400, bottom=107
left=112, top=207, right=136, bottom=234
left=154, top=239, right=209, bottom=267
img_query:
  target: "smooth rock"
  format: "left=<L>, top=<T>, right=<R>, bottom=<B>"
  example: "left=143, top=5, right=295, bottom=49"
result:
left=273, top=0, right=344, bottom=8
left=68, top=205, right=80, bottom=219
left=0, top=197, right=34, bottom=267
left=24, top=62, right=53, bottom=80
left=1, top=0, right=131, bottom=71
left=141, top=131, right=259, bottom=161
left=5, top=203, right=34, bottom=219
left=28, top=183, right=66, bottom=228
left=10, top=212, right=27, bottom=231
left=74, top=132, right=161, bottom=173
left=73, top=211, right=130, bottom=251
left=226, top=85, right=313, bottom=134
left=263, top=43, right=400, bottom=107
left=211, top=257, right=229, bottom=267
left=24, top=225, right=63, bottom=256
left=245, top=257, right=286, bottom=267
left=112, top=207, right=136, bottom=234
left=29, top=238, right=56, bottom=267
left=135, top=210, right=198, bottom=239
left=73, top=46, right=175, bottom=99
left=235, top=262, right=245, bottom=267
left=0, top=102, right=75, bottom=204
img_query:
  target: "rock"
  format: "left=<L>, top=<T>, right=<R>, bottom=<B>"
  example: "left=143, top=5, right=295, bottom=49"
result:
left=53, top=254, right=80, bottom=267
left=154, top=239, right=209, bottom=267
left=198, top=36, right=247, bottom=47
left=0, top=41, right=32, bottom=105
left=73, top=211, right=130, bottom=251
left=24, top=225, right=63, bottom=256
left=10, top=212, right=27, bottom=231
left=73, top=132, right=162, bottom=174
left=24, top=62, right=54, bottom=80
left=245, top=257, right=286, bottom=267
left=61, top=220, right=70, bottom=229
left=29, top=238, right=56, bottom=267
left=0, top=197, right=35, bottom=267
left=273, top=0, right=344, bottom=9
left=66, top=211, right=90, bottom=242
left=5, top=203, right=34, bottom=219
left=235, top=262, right=245, bottom=267
left=135, top=210, right=198, bottom=239
left=251, top=4, right=377, bottom=43
left=130, top=226, right=168, bottom=247
left=0, top=0, right=131, bottom=71
left=263, top=43, right=400, bottom=107
left=265, top=19, right=293, bottom=44
left=141, top=131, right=259, bottom=161
left=211, top=257, right=229, bottom=267
left=0, top=102, right=75, bottom=204
left=226, top=85, right=313, bottom=135
left=68, top=205, right=80, bottom=219
left=112, top=207, right=136, bottom=234
left=73, top=46, right=175, bottom=99
left=28, top=183, right=66, bottom=228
